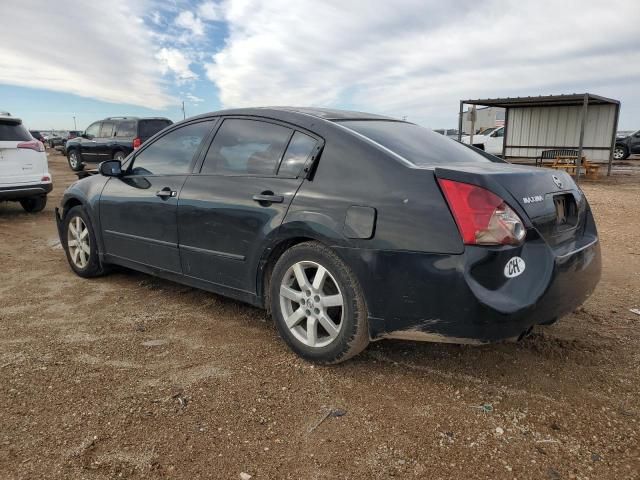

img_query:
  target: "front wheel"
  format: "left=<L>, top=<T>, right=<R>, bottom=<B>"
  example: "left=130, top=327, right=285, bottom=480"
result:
left=613, top=145, right=628, bottom=160
left=113, top=151, right=126, bottom=161
left=67, top=150, right=84, bottom=171
left=270, top=241, right=369, bottom=364
left=62, top=206, right=107, bottom=278
left=20, top=196, right=47, bottom=213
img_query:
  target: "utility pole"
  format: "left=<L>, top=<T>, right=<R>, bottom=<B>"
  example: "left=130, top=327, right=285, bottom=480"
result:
left=182, top=101, right=186, bottom=120
left=73, top=116, right=77, bottom=130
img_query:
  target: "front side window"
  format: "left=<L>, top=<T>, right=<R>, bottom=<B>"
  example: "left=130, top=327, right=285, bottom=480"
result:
left=130, top=121, right=214, bottom=176
left=99, top=121, right=115, bottom=138
left=493, top=128, right=504, bottom=138
left=202, top=119, right=292, bottom=176
left=278, top=131, right=317, bottom=177
left=85, top=122, right=101, bottom=138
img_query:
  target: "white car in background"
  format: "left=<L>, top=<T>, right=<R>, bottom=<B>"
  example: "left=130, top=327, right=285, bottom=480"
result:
left=461, top=126, right=505, bottom=156
left=0, top=112, right=52, bottom=212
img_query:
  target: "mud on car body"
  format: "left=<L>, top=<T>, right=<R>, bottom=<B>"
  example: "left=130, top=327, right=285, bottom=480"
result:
left=55, top=107, right=601, bottom=363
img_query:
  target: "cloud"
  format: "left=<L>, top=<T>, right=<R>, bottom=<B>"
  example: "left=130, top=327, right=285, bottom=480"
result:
left=185, top=93, right=205, bottom=104
left=0, top=0, right=175, bottom=109
left=205, top=0, right=640, bottom=126
left=175, top=10, right=205, bottom=37
left=156, top=48, right=198, bottom=82
left=198, top=1, right=223, bottom=21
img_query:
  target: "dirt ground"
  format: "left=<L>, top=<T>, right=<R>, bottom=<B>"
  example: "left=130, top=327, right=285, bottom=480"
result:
left=1, top=150, right=639, bottom=480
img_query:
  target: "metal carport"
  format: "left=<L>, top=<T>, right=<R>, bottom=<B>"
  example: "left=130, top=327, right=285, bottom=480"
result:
left=457, top=93, right=621, bottom=180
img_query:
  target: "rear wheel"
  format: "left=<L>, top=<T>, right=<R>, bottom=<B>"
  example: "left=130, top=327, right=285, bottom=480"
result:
left=67, top=149, right=84, bottom=171
left=62, top=206, right=107, bottom=278
left=19, top=196, right=47, bottom=213
left=613, top=145, right=628, bottom=160
left=270, top=241, right=369, bottom=364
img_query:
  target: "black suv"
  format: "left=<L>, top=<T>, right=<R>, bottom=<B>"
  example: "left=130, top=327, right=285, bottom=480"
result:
left=614, top=129, right=640, bottom=160
left=65, top=117, right=173, bottom=171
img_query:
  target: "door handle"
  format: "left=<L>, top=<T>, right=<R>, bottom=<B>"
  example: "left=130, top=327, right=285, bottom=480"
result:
left=252, top=192, right=284, bottom=204
left=156, top=187, right=177, bottom=199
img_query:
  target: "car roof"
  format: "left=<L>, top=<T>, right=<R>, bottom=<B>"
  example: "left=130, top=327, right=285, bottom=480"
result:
left=186, top=106, right=397, bottom=127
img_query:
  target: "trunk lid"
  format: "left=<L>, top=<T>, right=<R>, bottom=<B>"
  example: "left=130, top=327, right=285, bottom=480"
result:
left=433, top=162, right=587, bottom=247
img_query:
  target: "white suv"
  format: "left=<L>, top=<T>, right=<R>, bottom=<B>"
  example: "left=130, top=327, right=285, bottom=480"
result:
left=0, top=112, right=52, bottom=212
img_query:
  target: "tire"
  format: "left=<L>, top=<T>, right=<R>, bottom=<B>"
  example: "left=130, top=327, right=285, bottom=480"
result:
left=62, top=205, right=107, bottom=278
left=113, top=150, right=126, bottom=161
left=613, top=145, right=628, bottom=160
left=270, top=241, right=369, bottom=364
left=67, top=149, right=84, bottom=171
left=19, top=195, right=47, bottom=213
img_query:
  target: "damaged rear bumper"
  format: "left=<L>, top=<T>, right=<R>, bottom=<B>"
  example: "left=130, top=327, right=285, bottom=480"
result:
left=336, top=233, right=601, bottom=344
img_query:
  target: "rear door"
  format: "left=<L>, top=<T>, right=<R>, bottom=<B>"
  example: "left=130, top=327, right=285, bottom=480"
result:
left=629, top=130, right=640, bottom=154
left=0, top=118, right=43, bottom=185
left=177, top=117, right=321, bottom=293
left=99, top=120, right=215, bottom=272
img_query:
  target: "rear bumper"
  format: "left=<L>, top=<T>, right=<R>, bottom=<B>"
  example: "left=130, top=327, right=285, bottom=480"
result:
left=337, top=234, right=601, bottom=343
left=0, top=182, right=52, bottom=201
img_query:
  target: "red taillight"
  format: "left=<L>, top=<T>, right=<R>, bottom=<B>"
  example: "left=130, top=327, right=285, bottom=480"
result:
left=438, top=178, right=526, bottom=246
left=17, top=140, right=44, bottom=152
left=41, top=175, right=51, bottom=182
left=133, top=137, right=142, bottom=149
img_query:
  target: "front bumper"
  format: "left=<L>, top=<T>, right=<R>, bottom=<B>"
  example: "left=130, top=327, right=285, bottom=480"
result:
left=337, top=233, right=601, bottom=344
left=0, top=182, right=52, bottom=201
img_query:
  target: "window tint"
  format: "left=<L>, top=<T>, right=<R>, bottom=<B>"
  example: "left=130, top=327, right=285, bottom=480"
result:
left=99, top=121, right=115, bottom=137
left=85, top=122, right=101, bottom=138
left=202, top=119, right=292, bottom=176
left=138, top=119, right=172, bottom=139
left=340, top=121, right=491, bottom=166
left=115, top=120, right=136, bottom=137
left=130, top=121, right=214, bottom=176
left=0, top=121, right=31, bottom=141
left=493, top=128, right=504, bottom=138
left=278, top=131, right=317, bottom=177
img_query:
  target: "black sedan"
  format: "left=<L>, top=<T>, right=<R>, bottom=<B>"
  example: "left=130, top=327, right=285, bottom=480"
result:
left=55, top=107, right=601, bottom=363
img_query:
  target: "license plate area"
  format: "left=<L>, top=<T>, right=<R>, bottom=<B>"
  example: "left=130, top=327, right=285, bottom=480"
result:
left=553, top=193, right=578, bottom=230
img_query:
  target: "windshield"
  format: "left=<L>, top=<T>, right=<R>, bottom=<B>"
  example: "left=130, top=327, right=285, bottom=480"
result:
left=477, top=127, right=496, bottom=136
left=0, top=120, right=31, bottom=141
left=339, top=120, right=492, bottom=166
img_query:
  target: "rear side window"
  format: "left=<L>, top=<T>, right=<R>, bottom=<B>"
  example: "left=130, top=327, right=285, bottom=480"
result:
left=130, top=121, right=214, bottom=176
left=0, top=121, right=31, bottom=141
left=278, top=131, right=317, bottom=177
left=115, top=120, right=136, bottom=137
left=100, top=121, right=115, bottom=137
left=138, top=119, right=172, bottom=139
left=202, top=119, right=292, bottom=176
left=339, top=120, right=491, bottom=166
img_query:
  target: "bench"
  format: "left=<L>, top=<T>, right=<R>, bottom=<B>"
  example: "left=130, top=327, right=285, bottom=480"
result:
left=536, top=149, right=579, bottom=167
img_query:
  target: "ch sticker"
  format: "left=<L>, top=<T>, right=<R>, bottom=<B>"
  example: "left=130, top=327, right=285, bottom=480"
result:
left=504, top=257, right=526, bottom=278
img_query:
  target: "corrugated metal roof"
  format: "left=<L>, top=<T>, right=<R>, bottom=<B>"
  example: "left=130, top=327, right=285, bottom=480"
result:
left=461, top=93, right=619, bottom=108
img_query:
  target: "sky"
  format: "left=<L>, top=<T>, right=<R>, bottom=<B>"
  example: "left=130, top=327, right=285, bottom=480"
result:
left=1, top=0, right=639, bottom=131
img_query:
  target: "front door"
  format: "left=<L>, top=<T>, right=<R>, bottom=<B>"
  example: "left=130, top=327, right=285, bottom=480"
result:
left=80, top=121, right=101, bottom=161
left=99, top=120, right=215, bottom=272
left=178, top=118, right=321, bottom=293
left=95, top=121, right=115, bottom=160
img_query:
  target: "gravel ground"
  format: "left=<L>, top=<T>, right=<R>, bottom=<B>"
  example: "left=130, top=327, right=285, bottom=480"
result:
left=1, top=151, right=639, bottom=479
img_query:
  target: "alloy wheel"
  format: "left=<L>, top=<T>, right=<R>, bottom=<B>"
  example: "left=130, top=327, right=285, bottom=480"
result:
left=279, top=260, right=344, bottom=348
left=67, top=216, right=90, bottom=269
left=69, top=152, right=79, bottom=168
left=613, top=147, right=625, bottom=160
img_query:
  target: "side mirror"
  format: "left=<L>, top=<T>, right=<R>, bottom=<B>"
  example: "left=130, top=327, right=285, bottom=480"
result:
left=99, top=160, right=122, bottom=177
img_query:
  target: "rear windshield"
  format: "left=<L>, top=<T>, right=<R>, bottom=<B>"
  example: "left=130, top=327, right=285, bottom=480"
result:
left=138, top=119, right=172, bottom=138
left=0, top=121, right=31, bottom=141
left=339, top=120, right=491, bottom=166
